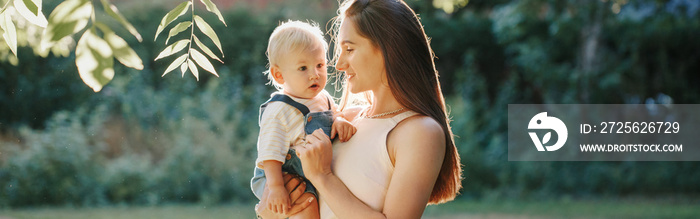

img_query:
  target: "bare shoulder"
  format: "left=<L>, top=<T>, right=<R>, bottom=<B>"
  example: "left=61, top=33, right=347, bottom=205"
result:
left=393, top=115, right=444, bottom=143
left=387, top=115, right=446, bottom=163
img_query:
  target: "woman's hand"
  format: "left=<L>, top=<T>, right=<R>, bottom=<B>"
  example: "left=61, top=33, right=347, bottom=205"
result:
left=296, top=129, right=334, bottom=183
left=256, top=173, right=315, bottom=219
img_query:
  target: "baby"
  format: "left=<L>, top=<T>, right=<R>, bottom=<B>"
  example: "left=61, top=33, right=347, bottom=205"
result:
left=250, top=20, right=356, bottom=218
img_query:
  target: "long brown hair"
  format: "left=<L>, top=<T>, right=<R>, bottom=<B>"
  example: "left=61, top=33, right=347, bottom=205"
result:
left=331, top=0, right=462, bottom=204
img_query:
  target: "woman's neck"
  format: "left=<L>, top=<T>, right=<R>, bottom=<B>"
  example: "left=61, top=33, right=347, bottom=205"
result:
left=367, top=86, right=404, bottom=117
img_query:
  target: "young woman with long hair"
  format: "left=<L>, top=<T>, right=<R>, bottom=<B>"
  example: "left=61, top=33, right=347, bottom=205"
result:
left=257, top=0, right=462, bottom=218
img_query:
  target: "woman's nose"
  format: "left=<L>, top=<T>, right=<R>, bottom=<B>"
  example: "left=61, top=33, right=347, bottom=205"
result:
left=336, top=53, right=348, bottom=71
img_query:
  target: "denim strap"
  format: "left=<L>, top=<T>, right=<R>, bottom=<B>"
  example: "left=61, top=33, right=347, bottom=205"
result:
left=259, top=94, right=310, bottom=123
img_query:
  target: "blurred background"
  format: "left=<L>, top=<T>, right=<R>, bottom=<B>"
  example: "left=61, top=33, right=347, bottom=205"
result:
left=1, top=0, right=699, bottom=218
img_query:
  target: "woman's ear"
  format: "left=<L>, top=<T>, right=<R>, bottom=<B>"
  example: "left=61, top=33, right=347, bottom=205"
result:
left=271, top=65, right=285, bottom=84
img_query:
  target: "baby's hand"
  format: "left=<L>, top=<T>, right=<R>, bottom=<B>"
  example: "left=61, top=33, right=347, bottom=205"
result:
left=266, top=184, right=290, bottom=215
left=331, top=117, right=357, bottom=142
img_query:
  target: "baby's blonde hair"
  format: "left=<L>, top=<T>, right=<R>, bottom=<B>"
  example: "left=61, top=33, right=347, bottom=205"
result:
left=265, top=20, right=328, bottom=90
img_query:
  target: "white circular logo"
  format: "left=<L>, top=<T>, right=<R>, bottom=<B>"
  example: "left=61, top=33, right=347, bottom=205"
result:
left=528, top=112, right=568, bottom=151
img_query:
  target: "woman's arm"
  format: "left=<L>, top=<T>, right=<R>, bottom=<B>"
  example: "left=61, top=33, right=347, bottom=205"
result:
left=297, top=116, right=445, bottom=219
left=382, top=116, right=445, bottom=218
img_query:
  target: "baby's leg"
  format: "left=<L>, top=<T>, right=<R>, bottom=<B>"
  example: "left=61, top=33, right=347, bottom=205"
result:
left=289, top=192, right=319, bottom=219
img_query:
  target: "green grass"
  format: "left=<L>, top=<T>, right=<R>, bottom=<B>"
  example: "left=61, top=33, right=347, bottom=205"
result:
left=422, top=198, right=700, bottom=219
left=0, top=203, right=257, bottom=219
left=1, top=199, right=699, bottom=219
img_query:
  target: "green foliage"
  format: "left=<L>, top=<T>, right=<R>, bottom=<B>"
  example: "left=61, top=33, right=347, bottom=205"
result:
left=431, top=0, right=700, bottom=200
left=0, top=48, right=94, bottom=129
left=37, top=0, right=145, bottom=92
left=0, top=75, right=265, bottom=207
left=0, top=110, right=105, bottom=206
left=1, top=9, right=18, bottom=57
left=154, top=0, right=226, bottom=80
left=0, top=5, right=276, bottom=207
left=1, top=0, right=699, bottom=208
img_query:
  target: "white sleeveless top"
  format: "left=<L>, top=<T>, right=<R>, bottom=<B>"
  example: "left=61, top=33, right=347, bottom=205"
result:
left=319, top=110, right=419, bottom=218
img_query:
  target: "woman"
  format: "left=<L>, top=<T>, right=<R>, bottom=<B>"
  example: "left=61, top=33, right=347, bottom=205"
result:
left=258, top=0, right=462, bottom=218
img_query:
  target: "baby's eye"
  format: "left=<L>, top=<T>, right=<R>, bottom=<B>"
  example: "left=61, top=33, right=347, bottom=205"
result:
left=345, top=48, right=354, bottom=53
left=317, top=63, right=325, bottom=69
left=298, top=66, right=307, bottom=71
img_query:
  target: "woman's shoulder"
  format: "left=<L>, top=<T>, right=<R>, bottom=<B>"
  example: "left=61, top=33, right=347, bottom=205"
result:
left=394, top=114, right=443, bottom=137
left=387, top=113, right=445, bottom=166
left=389, top=115, right=445, bottom=150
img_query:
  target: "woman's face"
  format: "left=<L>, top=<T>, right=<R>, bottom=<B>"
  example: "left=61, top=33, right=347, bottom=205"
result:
left=335, top=19, right=386, bottom=94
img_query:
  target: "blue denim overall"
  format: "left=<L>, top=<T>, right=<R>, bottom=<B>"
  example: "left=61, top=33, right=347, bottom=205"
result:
left=250, top=94, right=334, bottom=200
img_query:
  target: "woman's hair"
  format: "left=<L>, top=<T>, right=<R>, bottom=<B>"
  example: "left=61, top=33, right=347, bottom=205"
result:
left=331, top=0, right=462, bottom=204
left=265, top=20, right=328, bottom=90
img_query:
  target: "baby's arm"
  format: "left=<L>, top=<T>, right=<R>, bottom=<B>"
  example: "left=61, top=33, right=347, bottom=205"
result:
left=262, top=160, right=291, bottom=215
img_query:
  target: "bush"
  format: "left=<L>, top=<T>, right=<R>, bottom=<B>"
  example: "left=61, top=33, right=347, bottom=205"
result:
left=0, top=110, right=105, bottom=207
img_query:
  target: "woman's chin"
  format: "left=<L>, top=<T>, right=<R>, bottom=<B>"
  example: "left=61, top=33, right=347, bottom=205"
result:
left=349, top=86, right=362, bottom=94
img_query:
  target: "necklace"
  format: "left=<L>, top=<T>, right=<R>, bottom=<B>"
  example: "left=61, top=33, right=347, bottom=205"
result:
left=362, top=107, right=406, bottom=119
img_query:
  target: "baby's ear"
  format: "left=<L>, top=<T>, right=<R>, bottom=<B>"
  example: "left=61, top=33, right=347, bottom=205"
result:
left=271, top=66, right=285, bottom=84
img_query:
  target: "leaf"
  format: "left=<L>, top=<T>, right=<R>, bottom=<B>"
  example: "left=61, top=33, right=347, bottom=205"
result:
left=192, top=35, right=222, bottom=63
left=76, top=28, right=115, bottom=92
left=41, top=0, right=92, bottom=51
left=189, top=48, right=218, bottom=77
left=187, top=58, right=199, bottom=80
left=96, top=22, right=143, bottom=70
left=542, top=132, right=551, bottom=145
left=180, top=61, right=187, bottom=77
left=193, top=15, right=222, bottom=55
left=154, top=1, right=190, bottom=41
left=199, top=0, right=226, bottom=26
left=21, top=0, right=38, bottom=15
left=14, top=0, right=48, bottom=27
left=166, top=21, right=191, bottom=44
left=154, top=39, right=189, bottom=61
left=101, top=0, right=142, bottom=42
left=1, top=11, right=18, bottom=57
left=162, top=53, right=188, bottom=77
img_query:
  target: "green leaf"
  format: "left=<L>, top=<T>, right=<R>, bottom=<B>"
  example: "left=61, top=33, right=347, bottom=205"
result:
left=76, top=28, right=115, bottom=92
left=193, top=15, right=222, bottom=56
left=190, top=48, right=218, bottom=77
left=96, top=22, right=143, bottom=70
left=154, top=1, right=190, bottom=41
left=162, top=53, right=188, bottom=77
left=192, top=35, right=222, bottom=63
left=180, top=60, right=188, bottom=77
left=101, top=0, right=142, bottom=42
left=21, top=0, right=38, bottom=15
left=154, top=39, right=189, bottom=61
left=1, top=11, right=18, bottom=57
left=14, top=0, right=48, bottom=27
left=166, top=21, right=191, bottom=44
left=199, top=0, right=226, bottom=26
left=187, top=58, right=199, bottom=80
left=41, top=0, right=92, bottom=51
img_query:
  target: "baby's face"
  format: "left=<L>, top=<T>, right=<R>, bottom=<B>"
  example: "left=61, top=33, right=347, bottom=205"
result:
left=277, top=47, right=328, bottom=99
